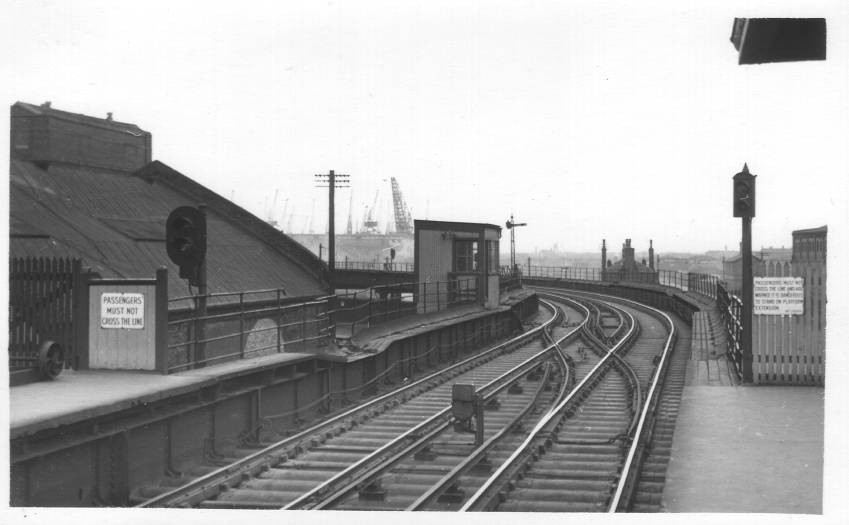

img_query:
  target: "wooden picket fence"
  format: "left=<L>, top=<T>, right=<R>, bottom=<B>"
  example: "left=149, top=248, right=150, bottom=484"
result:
left=8, top=257, right=81, bottom=371
left=753, top=315, right=824, bottom=385
left=752, top=263, right=826, bottom=385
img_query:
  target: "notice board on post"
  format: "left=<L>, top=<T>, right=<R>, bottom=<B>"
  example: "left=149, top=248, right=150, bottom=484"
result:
left=753, top=277, right=804, bottom=315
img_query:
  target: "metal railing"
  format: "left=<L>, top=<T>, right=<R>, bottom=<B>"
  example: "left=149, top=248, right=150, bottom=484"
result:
left=716, top=282, right=743, bottom=380
left=167, top=289, right=333, bottom=373
left=521, top=265, right=722, bottom=300
left=524, top=264, right=741, bottom=381
left=331, top=277, right=477, bottom=335
left=499, top=265, right=521, bottom=292
left=335, top=260, right=414, bottom=273
left=166, top=277, right=478, bottom=373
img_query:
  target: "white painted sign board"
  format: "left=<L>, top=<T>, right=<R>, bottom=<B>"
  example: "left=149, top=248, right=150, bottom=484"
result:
left=100, top=292, right=145, bottom=329
left=753, top=277, right=803, bottom=315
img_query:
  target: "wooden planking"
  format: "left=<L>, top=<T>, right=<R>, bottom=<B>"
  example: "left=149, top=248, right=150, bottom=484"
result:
left=752, top=261, right=825, bottom=385
left=88, top=284, right=157, bottom=370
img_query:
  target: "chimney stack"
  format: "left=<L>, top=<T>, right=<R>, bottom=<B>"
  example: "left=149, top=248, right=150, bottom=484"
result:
left=106, top=112, right=113, bottom=121
left=601, top=239, right=607, bottom=272
left=649, top=239, right=655, bottom=270
left=41, top=101, right=51, bottom=108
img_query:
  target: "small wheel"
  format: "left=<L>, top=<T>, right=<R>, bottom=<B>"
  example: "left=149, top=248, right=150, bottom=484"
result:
left=38, top=341, right=64, bottom=380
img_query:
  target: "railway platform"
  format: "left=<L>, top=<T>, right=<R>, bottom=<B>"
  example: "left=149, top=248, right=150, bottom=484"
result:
left=662, top=298, right=824, bottom=514
left=10, top=288, right=535, bottom=440
left=9, top=352, right=317, bottom=439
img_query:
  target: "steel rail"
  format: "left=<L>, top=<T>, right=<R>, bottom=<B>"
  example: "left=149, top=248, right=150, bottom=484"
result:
left=460, top=293, right=640, bottom=512
left=284, top=300, right=578, bottom=510
left=320, top=361, right=556, bottom=511
left=138, top=300, right=559, bottom=508
left=404, top=299, right=587, bottom=510
left=576, top=300, right=643, bottom=442
left=602, top=297, right=676, bottom=512
left=531, top=286, right=678, bottom=512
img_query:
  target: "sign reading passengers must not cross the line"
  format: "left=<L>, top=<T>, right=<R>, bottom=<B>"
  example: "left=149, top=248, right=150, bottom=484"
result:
left=100, top=292, right=145, bottom=329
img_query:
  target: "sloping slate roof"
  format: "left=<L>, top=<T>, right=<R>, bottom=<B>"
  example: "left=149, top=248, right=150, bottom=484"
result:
left=10, top=158, right=329, bottom=304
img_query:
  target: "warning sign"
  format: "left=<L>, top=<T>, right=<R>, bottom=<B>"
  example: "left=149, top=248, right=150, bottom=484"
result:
left=101, top=293, right=145, bottom=329
left=753, top=277, right=803, bottom=315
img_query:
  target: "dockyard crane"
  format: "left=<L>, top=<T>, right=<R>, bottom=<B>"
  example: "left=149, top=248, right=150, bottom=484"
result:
left=266, top=189, right=280, bottom=227
left=346, top=192, right=354, bottom=235
left=362, top=190, right=380, bottom=234
left=307, top=198, right=316, bottom=233
left=390, top=177, right=413, bottom=234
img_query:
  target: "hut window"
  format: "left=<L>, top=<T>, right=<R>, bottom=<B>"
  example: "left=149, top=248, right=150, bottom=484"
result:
left=455, top=240, right=478, bottom=272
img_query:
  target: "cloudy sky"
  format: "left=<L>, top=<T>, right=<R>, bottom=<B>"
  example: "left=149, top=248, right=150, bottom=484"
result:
left=2, top=0, right=847, bottom=256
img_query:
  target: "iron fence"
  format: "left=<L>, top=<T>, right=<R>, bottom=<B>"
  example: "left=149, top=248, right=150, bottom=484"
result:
left=335, top=260, right=414, bottom=273
left=167, top=290, right=333, bottom=373
left=523, top=263, right=737, bottom=378
left=332, top=277, right=477, bottom=335
left=166, top=277, right=477, bottom=373
left=499, top=265, right=521, bottom=292
left=716, top=282, right=744, bottom=380
left=521, top=264, right=722, bottom=300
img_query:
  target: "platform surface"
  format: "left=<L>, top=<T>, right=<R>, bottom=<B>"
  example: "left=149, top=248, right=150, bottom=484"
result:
left=662, top=288, right=824, bottom=514
left=662, top=385, right=824, bottom=513
left=10, top=351, right=314, bottom=438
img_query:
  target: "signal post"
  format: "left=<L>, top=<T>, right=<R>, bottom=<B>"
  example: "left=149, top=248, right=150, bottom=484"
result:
left=733, top=164, right=756, bottom=383
left=166, top=204, right=208, bottom=367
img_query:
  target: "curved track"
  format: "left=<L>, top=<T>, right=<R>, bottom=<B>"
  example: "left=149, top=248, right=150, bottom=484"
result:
left=462, top=288, right=677, bottom=512
left=138, top=298, right=580, bottom=509
left=138, top=286, right=695, bottom=512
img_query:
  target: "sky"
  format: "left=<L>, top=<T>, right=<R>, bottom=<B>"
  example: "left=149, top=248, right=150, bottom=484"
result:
left=2, top=1, right=847, bottom=255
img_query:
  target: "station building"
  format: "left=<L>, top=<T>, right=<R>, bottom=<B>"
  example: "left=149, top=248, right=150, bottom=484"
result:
left=9, top=101, right=330, bottom=376
left=9, top=101, right=329, bottom=301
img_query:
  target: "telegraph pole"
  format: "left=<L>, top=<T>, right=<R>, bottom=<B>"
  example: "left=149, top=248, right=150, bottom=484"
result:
left=315, top=170, right=350, bottom=276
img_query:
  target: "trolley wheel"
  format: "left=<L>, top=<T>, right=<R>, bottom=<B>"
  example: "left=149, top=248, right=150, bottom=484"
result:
left=38, top=341, right=64, bottom=380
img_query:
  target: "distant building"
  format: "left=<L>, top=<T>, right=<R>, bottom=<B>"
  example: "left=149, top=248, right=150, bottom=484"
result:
left=722, top=253, right=765, bottom=293
left=722, top=246, right=792, bottom=293
left=602, top=238, right=658, bottom=283
left=759, top=246, right=793, bottom=277
left=792, top=225, right=826, bottom=336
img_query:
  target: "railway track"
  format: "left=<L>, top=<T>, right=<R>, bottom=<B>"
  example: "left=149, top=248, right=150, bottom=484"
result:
left=306, top=297, right=596, bottom=511
left=138, top=287, right=694, bottom=512
left=137, top=298, right=585, bottom=509
left=555, top=289, right=693, bottom=512
left=461, top=289, right=677, bottom=512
